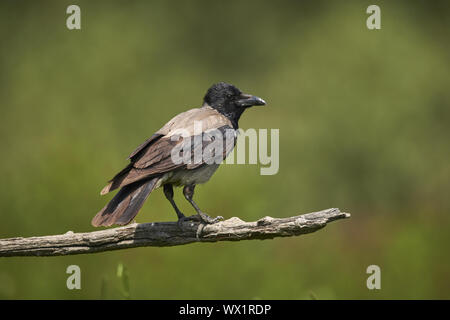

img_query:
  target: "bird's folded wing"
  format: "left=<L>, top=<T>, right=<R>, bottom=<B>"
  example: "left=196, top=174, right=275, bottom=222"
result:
left=127, top=134, right=163, bottom=161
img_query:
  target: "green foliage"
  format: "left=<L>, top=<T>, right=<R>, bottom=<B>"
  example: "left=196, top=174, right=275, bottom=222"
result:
left=116, top=263, right=131, bottom=299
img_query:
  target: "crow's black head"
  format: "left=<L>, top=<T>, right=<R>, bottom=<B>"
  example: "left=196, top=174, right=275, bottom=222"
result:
left=203, top=82, right=266, bottom=128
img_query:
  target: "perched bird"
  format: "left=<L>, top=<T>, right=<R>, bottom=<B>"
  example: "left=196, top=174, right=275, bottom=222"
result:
left=92, top=82, right=266, bottom=227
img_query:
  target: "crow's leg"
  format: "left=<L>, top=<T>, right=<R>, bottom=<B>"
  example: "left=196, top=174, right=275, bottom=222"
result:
left=183, top=184, right=223, bottom=224
left=164, top=184, right=202, bottom=230
left=163, top=184, right=185, bottom=220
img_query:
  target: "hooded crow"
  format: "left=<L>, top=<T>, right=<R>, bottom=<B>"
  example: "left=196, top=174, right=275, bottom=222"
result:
left=92, top=82, right=266, bottom=227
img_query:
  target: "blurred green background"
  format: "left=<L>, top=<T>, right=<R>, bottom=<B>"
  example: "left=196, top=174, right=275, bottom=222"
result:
left=0, top=0, right=449, bottom=299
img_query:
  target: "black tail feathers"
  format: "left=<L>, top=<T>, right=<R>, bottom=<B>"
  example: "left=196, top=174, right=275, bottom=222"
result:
left=92, top=178, right=158, bottom=227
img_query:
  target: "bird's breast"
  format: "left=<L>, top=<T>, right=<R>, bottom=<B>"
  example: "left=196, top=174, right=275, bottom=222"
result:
left=165, top=164, right=221, bottom=186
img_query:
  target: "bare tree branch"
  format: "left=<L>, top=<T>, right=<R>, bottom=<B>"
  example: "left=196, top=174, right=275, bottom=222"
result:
left=0, top=208, right=350, bottom=257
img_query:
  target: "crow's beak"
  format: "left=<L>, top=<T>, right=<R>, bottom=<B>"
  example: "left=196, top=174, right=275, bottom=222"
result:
left=236, top=93, right=266, bottom=107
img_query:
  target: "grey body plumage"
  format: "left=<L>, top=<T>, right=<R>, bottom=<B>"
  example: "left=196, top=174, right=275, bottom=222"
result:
left=163, top=163, right=221, bottom=187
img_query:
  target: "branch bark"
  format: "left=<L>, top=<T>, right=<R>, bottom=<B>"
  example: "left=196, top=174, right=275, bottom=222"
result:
left=0, top=208, right=350, bottom=257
